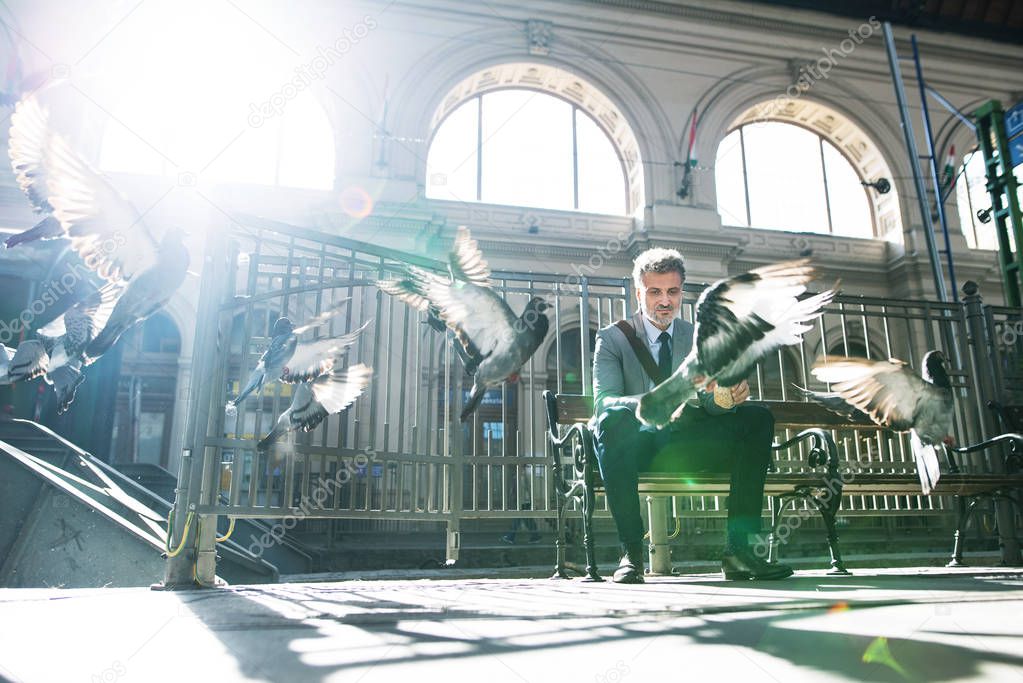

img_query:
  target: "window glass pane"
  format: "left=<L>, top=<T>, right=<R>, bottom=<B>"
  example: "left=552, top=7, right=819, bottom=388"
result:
left=278, top=92, right=335, bottom=190
left=96, top=1, right=333, bottom=190
left=743, top=122, right=829, bottom=233
left=955, top=150, right=1019, bottom=251
left=575, top=110, right=626, bottom=214
left=426, top=98, right=480, bottom=202
left=715, top=129, right=748, bottom=226
left=823, top=141, right=872, bottom=237
left=479, top=90, right=573, bottom=210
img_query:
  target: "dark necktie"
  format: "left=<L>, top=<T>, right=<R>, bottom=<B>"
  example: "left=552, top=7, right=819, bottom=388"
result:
left=657, top=331, right=672, bottom=379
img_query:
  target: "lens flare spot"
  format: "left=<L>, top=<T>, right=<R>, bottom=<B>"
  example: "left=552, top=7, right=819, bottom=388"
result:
left=340, top=186, right=373, bottom=218
left=828, top=601, right=849, bottom=614
left=862, top=636, right=909, bottom=678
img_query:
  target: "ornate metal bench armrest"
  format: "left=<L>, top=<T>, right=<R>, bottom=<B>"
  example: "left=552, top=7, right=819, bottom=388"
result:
left=771, top=427, right=840, bottom=475
left=950, top=432, right=1023, bottom=472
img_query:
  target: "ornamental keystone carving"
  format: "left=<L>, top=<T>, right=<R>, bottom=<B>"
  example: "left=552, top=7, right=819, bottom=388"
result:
left=527, top=20, right=552, bottom=56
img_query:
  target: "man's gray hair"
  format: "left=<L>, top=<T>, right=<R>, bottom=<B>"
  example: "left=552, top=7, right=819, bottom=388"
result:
left=632, top=247, right=686, bottom=289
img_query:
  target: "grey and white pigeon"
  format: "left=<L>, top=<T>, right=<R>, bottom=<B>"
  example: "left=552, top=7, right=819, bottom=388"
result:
left=0, top=284, right=123, bottom=411
left=637, top=259, right=837, bottom=427
left=379, top=226, right=490, bottom=372
left=377, top=227, right=550, bottom=422
left=257, top=363, right=373, bottom=451
left=230, top=307, right=366, bottom=408
left=42, top=114, right=165, bottom=284
left=808, top=351, right=955, bottom=494
left=34, top=282, right=124, bottom=412
left=4, top=94, right=63, bottom=249
left=82, top=229, right=189, bottom=363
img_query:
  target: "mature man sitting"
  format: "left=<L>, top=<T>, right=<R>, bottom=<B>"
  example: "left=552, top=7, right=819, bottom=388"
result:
left=591, top=247, right=793, bottom=583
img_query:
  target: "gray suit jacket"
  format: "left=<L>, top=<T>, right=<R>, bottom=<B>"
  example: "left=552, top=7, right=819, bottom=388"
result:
left=592, top=311, right=729, bottom=418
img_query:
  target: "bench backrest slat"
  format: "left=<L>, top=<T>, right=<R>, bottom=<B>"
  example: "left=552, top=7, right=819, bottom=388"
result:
left=547, top=393, right=879, bottom=431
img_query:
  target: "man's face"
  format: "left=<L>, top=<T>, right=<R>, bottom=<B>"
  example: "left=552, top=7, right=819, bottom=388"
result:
left=637, top=270, right=683, bottom=329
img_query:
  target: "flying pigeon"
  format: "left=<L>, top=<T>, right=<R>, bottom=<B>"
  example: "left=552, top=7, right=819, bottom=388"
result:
left=81, top=229, right=189, bottom=363
left=5, top=94, right=164, bottom=284
left=808, top=351, right=955, bottom=494
left=377, top=227, right=551, bottom=421
left=378, top=226, right=490, bottom=371
left=229, top=306, right=366, bottom=408
left=257, top=363, right=373, bottom=451
left=4, top=95, right=63, bottom=249
left=637, top=259, right=837, bottom=427
left=35, top=282, right=124, bottom=412
left=0, top=284, right=123, bottom=410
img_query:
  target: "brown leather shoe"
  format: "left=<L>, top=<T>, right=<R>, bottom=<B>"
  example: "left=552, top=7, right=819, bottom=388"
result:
left=613, top=544, right=645, bottom=584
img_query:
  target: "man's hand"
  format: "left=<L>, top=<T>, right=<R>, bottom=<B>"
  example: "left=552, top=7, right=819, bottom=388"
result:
left=730, top=379, right=750, bottom=405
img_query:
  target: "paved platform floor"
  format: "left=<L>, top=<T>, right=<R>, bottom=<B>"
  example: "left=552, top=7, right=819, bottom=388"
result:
left=1, top=567, right=1022, bottom=682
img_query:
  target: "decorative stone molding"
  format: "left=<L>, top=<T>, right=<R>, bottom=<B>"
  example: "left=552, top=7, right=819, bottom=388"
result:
left=526, top=19, right=553, bottom=56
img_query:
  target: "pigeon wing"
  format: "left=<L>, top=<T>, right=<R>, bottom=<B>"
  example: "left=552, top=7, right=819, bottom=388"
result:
left=44, top=131, right=160, bottom=282
left=810, top=356, right=924, bottom=431
left=696, top=260, right=835, bottom=385
left=5, top=340, right=49, bottom=383
left=425, top=281, right=518, bottom=361
left=53, top=282, right=125, bottom=358
left=309, top=363, right=373, bottom=415
left=448, top=227, right=491, bottom=286
left=282, top=322, right=369, bottom=384
left=8, top=95, right=54, bottom=213
left=292, top=298, right=351, bottom=335
left=377, top=265, right=448, bottom=312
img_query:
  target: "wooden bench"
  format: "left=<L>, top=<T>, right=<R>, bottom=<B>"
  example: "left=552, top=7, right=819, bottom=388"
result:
left=543, top=390, right=1023, bottom=581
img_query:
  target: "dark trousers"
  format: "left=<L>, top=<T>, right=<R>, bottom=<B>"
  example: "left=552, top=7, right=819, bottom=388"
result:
left=593, top=403, right=775, bottom=549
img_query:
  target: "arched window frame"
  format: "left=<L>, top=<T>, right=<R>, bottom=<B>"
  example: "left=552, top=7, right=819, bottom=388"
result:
left=421, top=62, right=646, bottom=216
left=426, top=87, right=631, bottom=214
left=717, top=119, right=876, bottom=236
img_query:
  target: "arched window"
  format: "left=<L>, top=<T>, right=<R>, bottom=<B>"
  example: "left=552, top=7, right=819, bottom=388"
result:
left=716, top=121, right=872, bottom=235
left=956, top=150, right=1020, bottom=251
left=425, top=64, right=642, bottom=215
left=716, top=102, right=899, bottom=239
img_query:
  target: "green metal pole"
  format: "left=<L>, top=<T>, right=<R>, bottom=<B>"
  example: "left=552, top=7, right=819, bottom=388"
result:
left=973, top=100, right=1023, bottom=308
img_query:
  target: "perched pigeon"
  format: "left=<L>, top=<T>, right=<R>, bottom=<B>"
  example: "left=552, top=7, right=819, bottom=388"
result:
left=257, top=363, right=373, bottom=451
left=377, top=227, right=551, bottom=421
left=637, top=259, right=837, bottom=427
left=81, top=229, right=188, bottom=363
left=808, top=351, right=955, bottom=494
left=4, top=95, right=62, bottom=249
left=230, top=307, right=366, bottom=408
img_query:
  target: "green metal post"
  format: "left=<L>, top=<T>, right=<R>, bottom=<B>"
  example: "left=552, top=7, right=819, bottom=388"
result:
left=973, top=100, right=1023, bottom=307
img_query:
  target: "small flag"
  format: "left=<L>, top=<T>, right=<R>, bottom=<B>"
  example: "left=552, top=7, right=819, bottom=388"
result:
left=687, top=110, right=698, bottom=168
left=941, top=145, right=956, bottom=192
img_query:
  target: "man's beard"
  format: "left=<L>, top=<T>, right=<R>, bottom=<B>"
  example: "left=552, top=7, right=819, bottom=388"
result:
left=645, top=304, right=676, bottom=327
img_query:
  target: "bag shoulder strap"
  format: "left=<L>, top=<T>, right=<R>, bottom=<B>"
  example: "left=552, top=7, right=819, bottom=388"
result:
left=614, top=320, right=666, bottom=385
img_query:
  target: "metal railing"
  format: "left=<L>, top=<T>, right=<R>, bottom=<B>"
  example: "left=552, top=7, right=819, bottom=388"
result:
left=165, top=215, right=1021, bottom=584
